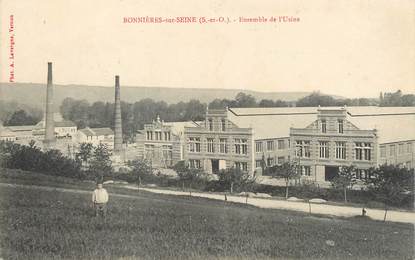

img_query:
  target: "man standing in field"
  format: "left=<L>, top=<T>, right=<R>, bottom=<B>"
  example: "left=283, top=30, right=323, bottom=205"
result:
left=92, top=183, right=109, bottom=217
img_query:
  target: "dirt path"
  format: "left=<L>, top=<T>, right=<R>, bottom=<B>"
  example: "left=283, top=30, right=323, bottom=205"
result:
left=124, top=185, right=415, bottom=224
left=1, top=182, right=414, bottom=224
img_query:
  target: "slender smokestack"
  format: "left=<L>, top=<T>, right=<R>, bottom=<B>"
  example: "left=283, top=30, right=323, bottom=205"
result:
left=113, top=75, right=123, bottom=153
left=43, top=62, right=55, bottom=149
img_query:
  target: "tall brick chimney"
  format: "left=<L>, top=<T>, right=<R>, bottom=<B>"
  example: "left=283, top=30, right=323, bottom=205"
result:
left=43, top=62, right=56, bottom=150
left=113, top=75, right=123, bottom=153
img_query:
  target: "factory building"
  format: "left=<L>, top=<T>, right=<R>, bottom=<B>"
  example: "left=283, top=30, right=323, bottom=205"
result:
left=183, top=109, right=254, bottom=174
left=133, top=116, right=199, bottom=167
left=179, top=106, right=415, bottom=184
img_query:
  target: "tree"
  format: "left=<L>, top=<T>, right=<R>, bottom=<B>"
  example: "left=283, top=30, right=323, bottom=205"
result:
left=4, top=109, right=38, bottom=126
left=258, top=99, right=289, bottom=107
left=379, top=90, right=415, bottom=107
left=296, top=92, right=338, bottom=107
left=60, top=98, right=90, bottom=129
left=261, top=154, right=266, bottom=175
left=75, top=143, right=94, bottom=170
left=258, top=99, right=275, bottom=107
left=0, top=101, right=43, bottom=126
left=235, top=92, right=257, bottom=108
left=129, top=158, right=152, bottom=189
left=0, top=141, right=12, bottom=168
left=173, top=161, right=188, bottom=190
left=88, top=143, right=112, bottom=183
left=0, top=140, right=81, bottom=179
left=218, top=167, right=255, bottom=194
left=180, top=168, right=206, bottom=192
left=331, top=165, right=357, bottom=203
left=88, top=101, right=108, bottom=128
left=300, top=180, right=321, bottom=214
left=365, top=165, right=414, bottom=221
left=173, top=161, right=207, bottom=192
left=401, top=94, right=415, bottom=106
left=269, top=162, right=300, bottom=199
left=184, top=100, right=206, bottom=121
left=208, top=98, right=233, bottom=109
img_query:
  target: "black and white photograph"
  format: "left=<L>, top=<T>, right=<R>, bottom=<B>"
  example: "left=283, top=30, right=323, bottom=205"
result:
left=0, top=0, right=414, bottom=259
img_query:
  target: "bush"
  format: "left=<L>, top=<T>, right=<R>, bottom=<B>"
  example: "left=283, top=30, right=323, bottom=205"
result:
left=0, top=141, right=82, bottom=179
left=217, top=168, right=256, bottom=193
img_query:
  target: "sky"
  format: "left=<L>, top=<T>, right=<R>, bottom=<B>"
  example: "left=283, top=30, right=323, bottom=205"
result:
left=0, top=0, right=414, bottom=98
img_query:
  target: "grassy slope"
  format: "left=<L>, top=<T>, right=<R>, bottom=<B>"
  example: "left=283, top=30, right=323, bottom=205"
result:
left=1, top=168, right=413, bottom=212
left=0, top=181, right=413, bottom=259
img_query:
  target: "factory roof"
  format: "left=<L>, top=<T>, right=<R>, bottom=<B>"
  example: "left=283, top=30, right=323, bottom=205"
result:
left=79, top=127, right=114, bottom=136
left=6, top=125, right=36, bottom=132
left=0, top=126, right=15, bottom=137
left=163, top=121, right=201, bottom=136
left=228, top=106, right=415, bottom=143
left=35, top=119, right=77, bottom=128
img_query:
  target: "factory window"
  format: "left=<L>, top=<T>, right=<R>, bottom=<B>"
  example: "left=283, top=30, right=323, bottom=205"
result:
left=189, top=159, right=201, bottom=169
left=154, top=131, right=162, bottom=140
left=221, top=119, right=226, bottom=131
left=164, top=132, right=171, bottom=141
left=162, top=145, right=173, bottom=166
left=364, top=143, right=372, bottom=161
left=255, top=160, right=262, bottom=168
left=267, top=140, right=274, bottom=151
left=321, top=120, right=327, bottom=133
left=235, top=162, right=248, bottom=171
left=235, top=139, right=248, bottom=155
left=407, top=143, right=412, bottom=153
left=319, top=141, right=329, bottom=158
left=301, top=166, right=311, bottom=176
left=356, top=169, right=369, bottom=180
left=335, top=142, right=346, bottom=159
left=398, top=144, right=404, bottom=154
left=189, top=137, right=201, bottom=152
left=208, top=119, right=213, bottom=131
left=267, top=157, right=274, bottom=167
left=219, top=138, right=228, bottom=154
left=278, top=140, right=285, bottom=150
left=389, top=145, right=396, bottom=156
left=405, top=161, right=411, bottom=169
left=145, top=144, right=155, bottom=158
left=146, top=131, right=153, bottom=140
left=355, top=142, right=371, bottom=161
left=380, top=146, right=386, bottom=158
left=278, top=156, right=285, bottom=165
left=338, top=120, right=344, bottom=134
left=255, top=142, right=263, bottom=153
left=296, top=140, right=310, bottom=158
left=207, top=138, right=215, bottom=153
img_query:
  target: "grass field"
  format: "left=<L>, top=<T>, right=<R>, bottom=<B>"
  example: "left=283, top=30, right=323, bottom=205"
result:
left=0, top=181, right=413, bottom=260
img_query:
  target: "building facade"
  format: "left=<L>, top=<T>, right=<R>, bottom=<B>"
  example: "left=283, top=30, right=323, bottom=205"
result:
left=254, top=137, right=291, bottom=172
left=77, top=127, right=115, bottom=150
left=133, top=116, right=188, bottom=168
left=184, top=109, right=254, bottom=174
left=227, top=106, right=415, bottom=183
left=227, top=107, right=312, bottom=175
left=290, top=108, right=378, bottom=184
left=0, top=124, right=18, bottom=142
left=378, top=141, right=414, bottom=169
left=3, top=125, right=37, bottom=144
left=35, top=119, right=77, bottom=138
